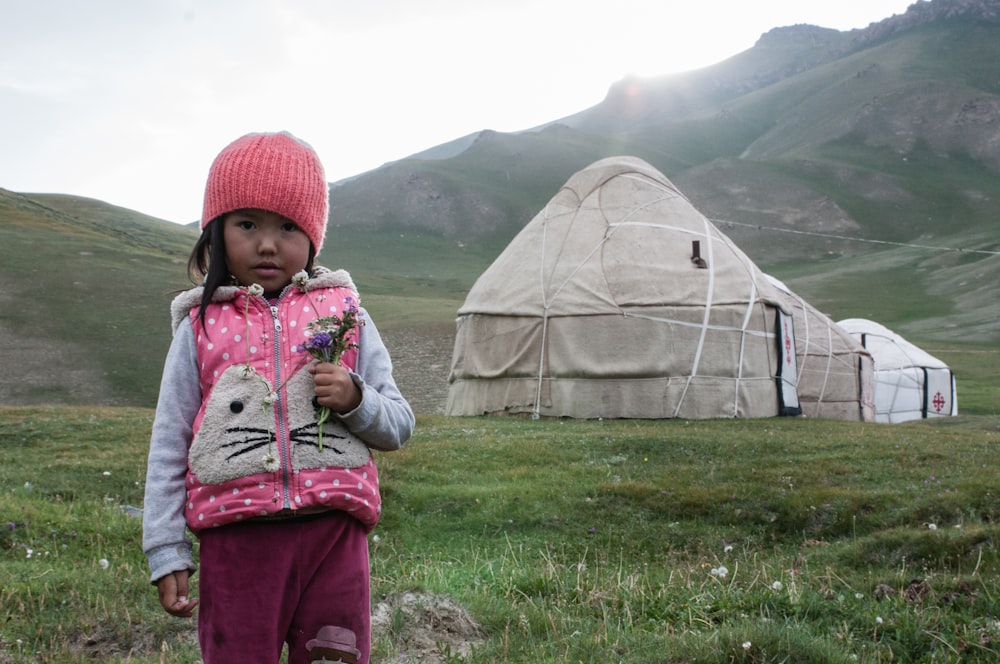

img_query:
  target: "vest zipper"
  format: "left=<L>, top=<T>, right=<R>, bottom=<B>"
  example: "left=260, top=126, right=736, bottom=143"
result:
left=267, top=298, right=293, bottom=510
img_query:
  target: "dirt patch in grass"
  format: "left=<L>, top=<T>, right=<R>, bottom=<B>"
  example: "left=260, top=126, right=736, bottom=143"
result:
left=0, top=319, right=115, bottom=406
left=380, top=327, right=454, bottom=415
left=372, top=591, right=485, bottom=663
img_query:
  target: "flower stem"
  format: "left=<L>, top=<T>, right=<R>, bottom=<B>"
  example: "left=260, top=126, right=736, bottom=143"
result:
left=316, top=405, right=331, bottom=451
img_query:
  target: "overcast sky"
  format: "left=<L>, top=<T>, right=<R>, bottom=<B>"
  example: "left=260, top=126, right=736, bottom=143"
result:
left=2, top=0, right=917, bottom=224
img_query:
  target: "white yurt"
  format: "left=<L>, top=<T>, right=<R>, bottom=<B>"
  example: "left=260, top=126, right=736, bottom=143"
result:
left=838, top=318, right=957, bottom=423
left=446, top=156, right=873, bottom=421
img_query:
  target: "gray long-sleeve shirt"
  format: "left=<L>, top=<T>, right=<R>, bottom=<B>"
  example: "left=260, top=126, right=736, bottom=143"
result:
left=142, top=309, right=414, bottom=583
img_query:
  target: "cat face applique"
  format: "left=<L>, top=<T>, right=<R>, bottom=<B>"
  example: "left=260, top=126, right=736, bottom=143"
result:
left=190, top=365, right=372, bottom=485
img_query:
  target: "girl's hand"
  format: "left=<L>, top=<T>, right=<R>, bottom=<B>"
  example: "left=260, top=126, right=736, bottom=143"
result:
left=156, top=570, right=199, bottom=618
left=310, top=362, right=362, bottom=413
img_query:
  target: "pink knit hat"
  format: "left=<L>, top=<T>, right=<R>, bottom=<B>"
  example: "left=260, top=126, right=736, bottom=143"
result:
left=201, top=132, right=329, bottom=254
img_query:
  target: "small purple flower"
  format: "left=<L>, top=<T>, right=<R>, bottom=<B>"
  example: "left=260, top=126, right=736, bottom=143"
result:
left=306, top=332, right=334, bottom=351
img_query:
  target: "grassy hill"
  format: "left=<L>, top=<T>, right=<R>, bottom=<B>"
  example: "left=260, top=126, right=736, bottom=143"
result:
left=0, top=189, right=197, bottom=406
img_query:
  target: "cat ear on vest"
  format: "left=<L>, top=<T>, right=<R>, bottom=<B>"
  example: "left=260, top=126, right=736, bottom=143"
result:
left=308, top=267, right=359, bottom=297
left=170, top=287, right=204, bottom=334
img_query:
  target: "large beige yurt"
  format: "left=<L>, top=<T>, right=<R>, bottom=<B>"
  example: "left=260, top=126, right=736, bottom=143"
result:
left=446, top=156, right=873, bottom=421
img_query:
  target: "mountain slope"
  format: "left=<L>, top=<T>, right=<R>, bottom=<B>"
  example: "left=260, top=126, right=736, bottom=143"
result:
left=0, top=188, right=197, bottom=405
left=329, top=0, right=1000, bottom=262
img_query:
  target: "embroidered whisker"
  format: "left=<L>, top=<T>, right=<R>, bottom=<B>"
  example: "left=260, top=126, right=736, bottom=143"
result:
left=220, top=426, right=277, bottom=460
left=293, top=439, right=344, bottom=455
left=290, top=423, right=346, bottom=453
left=223, top=439, right=275, bottom=461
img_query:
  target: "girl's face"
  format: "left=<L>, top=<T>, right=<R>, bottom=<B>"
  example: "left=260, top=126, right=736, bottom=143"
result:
left=222, top=209, right=312, bottom=298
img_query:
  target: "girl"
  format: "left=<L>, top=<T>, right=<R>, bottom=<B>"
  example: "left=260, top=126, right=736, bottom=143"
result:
left=142, top=132, right=414, bottom=664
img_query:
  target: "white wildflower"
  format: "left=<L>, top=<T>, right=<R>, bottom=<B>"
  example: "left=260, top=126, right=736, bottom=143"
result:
left=742, top=641, right=752, bottom=651
left=292, top=271, right=310, bottom=289
left=710, top=566, right=729, bottom=578
left=247, top=283, right=265, bottom=297
left=99, top=558, right=110, bottom=569
left=724, top=544, right=734, bottom=553
left=875, top=616, right=883, bottom=625
left=371, top=534, right=380, bottom=543
left=927, top=523, right=937, bottom=530
left=771, top=581, right=783, bottom=590
left=263, top=454, right=280, bottom=472
left=855, top=593, right=865, bottom=600
left=102, top=471, right=111, bottom=476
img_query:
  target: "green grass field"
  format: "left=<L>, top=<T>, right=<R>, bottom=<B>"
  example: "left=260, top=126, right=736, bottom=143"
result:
left=2, top=341, right=997, bottom=663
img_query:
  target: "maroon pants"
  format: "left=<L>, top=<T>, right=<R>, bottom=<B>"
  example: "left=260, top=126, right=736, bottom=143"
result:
left=197, top=511, right=370, bottom=664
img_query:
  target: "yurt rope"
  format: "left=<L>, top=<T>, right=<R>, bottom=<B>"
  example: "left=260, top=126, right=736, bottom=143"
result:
left=532, top=308, right=549, bottom=420
left=673, top=215, right=716, bottom=418
left=789, top=292, right=813, bottom=384
left=532, top=203, right=610, bottom=417
left=714, top=218, right=1000, bottom=256
left=818, top=322, right=834, bottom=405
left=533, top=206, right=553, bottom=419
left=735, top=276, right=759, bottom=416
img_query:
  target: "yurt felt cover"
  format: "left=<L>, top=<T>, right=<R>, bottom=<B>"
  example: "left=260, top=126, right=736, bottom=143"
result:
left=447, top=156, right=801, bottom=419
left=765, top=277, right=875, bottom=422
left=838, top=318, right=956, bottom=423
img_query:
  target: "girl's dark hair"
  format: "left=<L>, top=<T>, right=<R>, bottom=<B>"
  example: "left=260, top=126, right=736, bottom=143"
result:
left=187, top=218, right=230, bottom=331
left=186, top=216, right=316, bottom=330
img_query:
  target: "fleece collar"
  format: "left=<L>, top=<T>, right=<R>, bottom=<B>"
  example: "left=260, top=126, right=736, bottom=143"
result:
left=169, top=266, right=358, bottom=334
